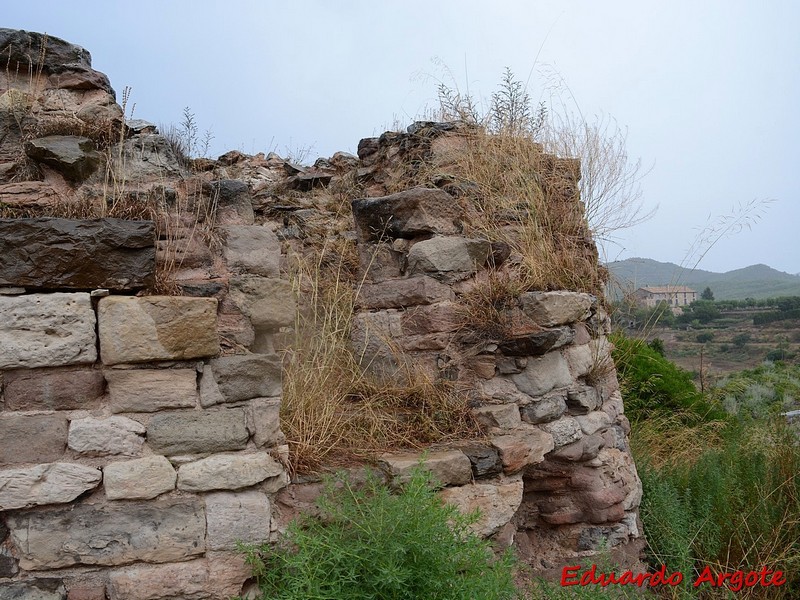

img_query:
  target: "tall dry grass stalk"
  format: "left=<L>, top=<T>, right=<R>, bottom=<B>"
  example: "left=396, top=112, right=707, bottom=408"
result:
left=280, top=243, right=480, bottom=474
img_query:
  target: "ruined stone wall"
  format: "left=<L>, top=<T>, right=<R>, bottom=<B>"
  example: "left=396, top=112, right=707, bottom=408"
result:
left=0, top=217, right=291, bottom=600
left=1, top=29, right=644, bottom=599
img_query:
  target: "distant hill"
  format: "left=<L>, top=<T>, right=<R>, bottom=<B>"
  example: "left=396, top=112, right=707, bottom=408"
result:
left=607, top=258, right=800, bottom=300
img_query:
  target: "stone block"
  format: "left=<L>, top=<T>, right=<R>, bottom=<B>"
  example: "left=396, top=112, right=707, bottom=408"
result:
left=511, top=351, right=572, bottom=397
left=106, top=553, right=251, bottom=600
left=564, top=337, right=612, bottom=380
left=520, top=392, right=567, bottom=424
left=351, top=187, right=463, bottom=241
left=400, top=302, right=461, bottom=335
left=358, top=242, right=403, bottom=282
left=248, top=398, right=284, bottom=447
left=3, top=367, right=104, bottom=411
left=379, top=451, right=472, bottom=487
left=177, top=452, right=284, bottom=492
left=439, top=480, right=523, bottom=537
left=25, top=136, right=100, bottom=181
left=105, top=368, right=198, bottom=413
left=575, top=410, right=612, bottom=436
left=7, top=498, right=206, bottom=569
left=220, top=225, right=280, bottom=277
left=0, top=579, right=66, bottom=600
left=228, top=275, right=295, bottom=330
left=478, top=378, right=534, bottom=404
left=540, top=416, right=583, bottom=448
left=566, top=385, right=602, bottom=414
left=147, top=408, right=250, bottom=456
left=351, top=310, right=404, bottom=377
left=355, top=276, right=454, bottom=309
left=0, top=217, right=154, bottom=290
left=0, top=463, right=101, bottom=510
left=0, top=293, right=96, bottom=369
left=491, top=429, right=554, bottom=473
left=205, top=490, right=271, bottom=550
left=98, top=296, right=219, bottom=365
left=406, top=237, right=490, bottom=281
left=472, top=404, right=521, bottom=429
left=103, top=456, right=176, bottom=500
left=0, top=413, right=68, bottom=464
left=455, top=444, right=503, bottom=478
left=199, top=354, right=281, bottom=407
left=519, top=291, right=594, bottom=327
left=210, top=179, right=255, bottom=225
left=497, top=327, right=574, bottom=357
left=68, top=416, right=145, bottom=457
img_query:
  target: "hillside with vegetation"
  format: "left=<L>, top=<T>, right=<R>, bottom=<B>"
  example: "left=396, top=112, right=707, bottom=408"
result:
left=608, top=258, right=800, bottom=300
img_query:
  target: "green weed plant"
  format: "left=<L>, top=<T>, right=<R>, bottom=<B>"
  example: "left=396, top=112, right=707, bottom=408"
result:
left=239, top=466, right=518, bottom=600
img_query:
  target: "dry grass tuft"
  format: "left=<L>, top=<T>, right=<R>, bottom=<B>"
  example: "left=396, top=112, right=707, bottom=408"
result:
left=280, top=245, right=481, bottom=474
left=416, top=129, right=605, bottom=297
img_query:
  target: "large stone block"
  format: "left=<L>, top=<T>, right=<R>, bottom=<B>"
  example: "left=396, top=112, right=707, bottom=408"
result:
left=351, top=187, right=464, bottom=241
left=520, top=392, right=568, bottom=424
left=98, top=296, right=218, bottom=365
left=355, top=276, right=454, bottom=309
left=105, top=368, right=198, bottom=413
left=439, top=480, right=524, bottom=538
left=25, top=136, right=100, bottom=181
left=3, top=367, right=104, bottom=411
left=106, top=553, right=251, bottom=600
left=68, top=416, right=145, bottom=457
left=497, top=327, right=574, bottom=357
left=490, top=429, right=554, bottom=474
left=0, top=293, right=96, bottom=369
left=511, top=351, right=572, bottom=397
left=146, top=408, right=249, bottom=455
left=0, top=413, right=68, bottom=464
left=205, top=491, right=271, bottom=550
left=0, top=217, right=155, bottom=290
left=199, top=354, right=281, bottom=407
left=406, top=237, right=490, bottom=281
left=472, top=404, right=522, bottom=430
left=7, top=498, right=206, bottom=570
left=0, top=463, right=101, bottom=510
left=519, top=291, right=594, bottom=327
left=177, top=452, right=284, bottom=492
left=0, top=29, right=112, bottom=92
left=379, top=451, right=472, bottom=487
left=228, top=275, right=295, bottom=331
left=103, top=456, right=176, bottom=500
left=219, top=225, right=280, bottom=276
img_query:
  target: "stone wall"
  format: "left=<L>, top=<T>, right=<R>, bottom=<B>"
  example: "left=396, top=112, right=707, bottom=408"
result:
left=1, top=29, right=644, bottom=599
left=0, top=220, right=290, bottom=600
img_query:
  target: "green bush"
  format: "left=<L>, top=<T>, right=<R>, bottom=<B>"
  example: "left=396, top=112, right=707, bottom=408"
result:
left=240, top=466, right=518, bottom=600
left=695, top=331, right=714, bottom=344
left=611, top=333, right=723, bottom=422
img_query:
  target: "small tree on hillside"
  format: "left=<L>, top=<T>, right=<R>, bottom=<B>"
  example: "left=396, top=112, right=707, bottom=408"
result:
left=701, top=287, right=715, bottom=301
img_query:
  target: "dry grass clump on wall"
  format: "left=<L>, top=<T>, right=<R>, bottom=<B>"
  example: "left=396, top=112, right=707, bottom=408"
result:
left=280, top=244, right=480, bottom=474
left=420, top=129, right=605, bottom=296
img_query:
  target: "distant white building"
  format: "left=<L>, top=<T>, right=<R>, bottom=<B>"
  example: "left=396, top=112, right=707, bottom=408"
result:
left=635, top=286, right=697, bottom=308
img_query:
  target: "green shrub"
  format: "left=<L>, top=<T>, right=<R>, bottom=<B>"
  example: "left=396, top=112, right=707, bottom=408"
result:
left=611, top=333, right=723, bottom=422
left=240, top=466, right=518, bottom=600
left=695, top=331, right=714, bottom=344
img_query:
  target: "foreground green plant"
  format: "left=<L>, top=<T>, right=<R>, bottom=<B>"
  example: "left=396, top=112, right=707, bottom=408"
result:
left=240, top=466, right=518, bottom=600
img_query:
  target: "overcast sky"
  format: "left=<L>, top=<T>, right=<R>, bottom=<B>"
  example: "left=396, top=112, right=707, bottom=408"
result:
left=5, top=1, right=798, bottom=274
